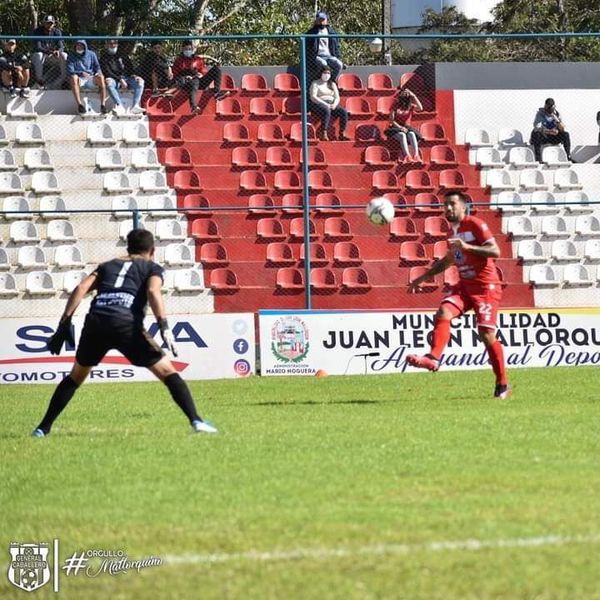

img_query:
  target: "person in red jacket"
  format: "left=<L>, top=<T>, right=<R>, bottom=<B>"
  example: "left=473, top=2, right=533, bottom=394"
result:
left=172, top=40, right=229, bottom=114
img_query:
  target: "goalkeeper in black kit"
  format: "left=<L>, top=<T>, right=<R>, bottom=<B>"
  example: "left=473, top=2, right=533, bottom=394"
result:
left=32, top=229, right=217, bottom=436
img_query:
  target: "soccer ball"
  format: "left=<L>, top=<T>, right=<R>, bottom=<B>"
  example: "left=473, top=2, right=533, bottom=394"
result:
left=366, top=197, right=395, bottom=226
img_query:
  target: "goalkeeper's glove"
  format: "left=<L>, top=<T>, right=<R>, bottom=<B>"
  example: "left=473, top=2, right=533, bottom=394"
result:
left=47, top=315, right=75, bottom=355
left=158, top=318, right=178, bottom=357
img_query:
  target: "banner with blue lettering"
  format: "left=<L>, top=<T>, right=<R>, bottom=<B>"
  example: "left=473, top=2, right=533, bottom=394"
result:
left=258, top=309, right=600, bottom=376
left=0, top=314, right=255, bottom=384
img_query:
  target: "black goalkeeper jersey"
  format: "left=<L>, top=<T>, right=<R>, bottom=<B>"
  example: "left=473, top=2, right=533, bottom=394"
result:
left=89, top=258, right=164, bottom=322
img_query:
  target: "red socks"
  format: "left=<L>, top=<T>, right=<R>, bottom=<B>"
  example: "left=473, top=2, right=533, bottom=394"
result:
left=487, top=339, right=507, bottom=385
left=430, top=318, right=451, bottom=360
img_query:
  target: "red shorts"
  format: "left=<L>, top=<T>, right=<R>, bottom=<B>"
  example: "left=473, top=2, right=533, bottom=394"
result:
left=441, top=282, right=502, bottom=330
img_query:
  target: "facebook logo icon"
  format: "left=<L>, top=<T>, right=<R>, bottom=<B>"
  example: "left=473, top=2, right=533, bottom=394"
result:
left=233, top=339, right=249, bottom=354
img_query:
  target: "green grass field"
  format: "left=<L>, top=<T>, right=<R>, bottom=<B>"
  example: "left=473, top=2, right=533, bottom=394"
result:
left=1, top=367, right=599, bottom=599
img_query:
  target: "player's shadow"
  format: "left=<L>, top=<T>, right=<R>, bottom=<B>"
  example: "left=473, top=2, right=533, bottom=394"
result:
left=250, top=399, right=380, bottom=406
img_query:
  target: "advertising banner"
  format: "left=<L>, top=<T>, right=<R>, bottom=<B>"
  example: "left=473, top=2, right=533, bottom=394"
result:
left=259, top=309, right=600, bottom=376
left=0, top=314, right=255, bottom=384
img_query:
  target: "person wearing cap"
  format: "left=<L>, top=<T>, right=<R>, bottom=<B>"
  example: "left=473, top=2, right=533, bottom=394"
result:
left=0, top=39, right=31, bottom=98
left=99, top=40, right=145, bottom=115
left=530, top=98, right=572, bottom=163
left=305, top=11, right=344, bottom=82
left=31, top=15, right=68, bottom=89
left=139, top=40, right=175, bottom=97
left=67, top=40, right=108, bottom=115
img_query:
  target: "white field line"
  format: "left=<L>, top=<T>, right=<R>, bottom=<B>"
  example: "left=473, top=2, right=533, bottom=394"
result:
left=163, top=533, right=600, bottom=566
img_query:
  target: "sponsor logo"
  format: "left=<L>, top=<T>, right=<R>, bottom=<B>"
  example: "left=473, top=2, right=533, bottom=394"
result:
left=8, top=542, right=51, bottom=592
left=270, top=316, right=310, bottom=363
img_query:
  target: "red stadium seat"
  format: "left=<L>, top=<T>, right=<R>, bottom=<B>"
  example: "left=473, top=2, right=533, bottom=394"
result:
left=368, top=73, right=395, bottom=94
left=210, top=268, right=239, bottom=291
left=337, top=73, right=366, bottom=94
left=145, top=97, right=174, bottom=117
left=376, top=96, right=396, bottom=118
left=300, top=243, right=328, bottom=265
left=155, top=122, right=182, bottom=143
left=182, top=194, right=211, bottom=216
left=257, top=123, right=286, bottom=144
left=274, top=170, right=301, bottom=191
left=430, top=145, right=458, bottom=167
left=409, top=266, right=438, bottom=290
left=232, top=147, right=260, bottom=168
left=164, top=147, right=192, bottom=168
left=223, top=123, right=250, bottom=144
left=300, top=147, right=327, bottom=168
left=345, top=97, right=372, bottom=118
left=248, top=194, right=275, bottom=214
left=424, top=216, right=451, bottom=238
left=355, top=124, right=381, bottom=142
left=333, top=241, right=362, bottom=265
left=399, top=241, right=428, bottom=265
left=439, top=169, right=467, bottom=191
left=314, top=192, right=342, bottom=214
left=383, top=193, right=409, bottom=212
left=390, top=217, right=419, bottom=240
left=290, top=122, right=317, bottom=144
left=400, top=72, right=426, bottom=95
left=289, top=217, right=317, bottom=239
left=266, top=147, right=294, bottom=168
left=311, top=268, right=337, bottom=290
left=240, top=170, right=268, bottom=192
left=324, top=217, right=352, bottom=239
left=274, top=73, right=300, bottom=93
left=215, top=97, right=243, bottom=118
left=364, top=146, right=394, bottom=167
left=282, top=96, right=302, bottom=116
left=221, top=74, right=238, bottom=93
left=372, top=170, right=398, bottom=192
left=276, top=267, right=304, bottom=289
left=421, top=122, right=447, bottom=143
left=191, top=218, right=219, bottom=241
left=249, top=97, right=278, bottom=118
left=174, top=170, right=202, bottom=191
left=341, top=267, right=371, bottom=290
left=281, top=193, right=303, bottom=213
left=308, top=170, right=333, bottom=191
left=415, top=193, right=441, bottom=212
left=266, top=242, right=295, bottom=265
left=241, top=73, right=269, bottom=94
left=433, top=240, right=449, bottom=260
left=200, top=243, right=228, bottom=265
left=257, top=218, right=286, bottom=240
left=405, top=170, right=434, bottom=192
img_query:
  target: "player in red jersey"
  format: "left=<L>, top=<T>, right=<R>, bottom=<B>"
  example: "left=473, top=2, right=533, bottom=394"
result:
left=406, top=191, right=511, bottom=399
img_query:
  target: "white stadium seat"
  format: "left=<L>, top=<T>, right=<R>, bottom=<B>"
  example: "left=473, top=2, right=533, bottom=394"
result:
left=486, top=169, right=514, bottom=191
left=540, top=215, right=569, bottom=238
left=131, top=148, right=160, bottom=169
left=2, top=196, right=31, bottom=219
left=62, top=270, right=88, bottom=292
left=17, top=245, right=47, bottom=269
left=575, top=215, right=600, bottom=237
left=103, top=172, right=133, bottom=193
left=54, top=244, right=85, bottom=268
left=553, top=168, right=582, bottom=191
left=0, top=248, right=9, bottom=270
left=10, top=220, right=40, bottom=243
left=528, top=264, right=559, bottom=287
left=584, top=240, right=600, bottom=261
left=39, top=196, right=69, bottom=219
left=550, top=240, right=578, bottom=262
left=118, top=221, right=144, bottom=241
left=517, top=240, right=545, bottom=263
left=542, top=146, right=571, bottom=167
left=7, top=99, right=37, bottom=118
left=147, top=195, right=177, bottom=217
left=563, top=264, right=593, bottom=286
left=96, top=148, right=125, bottom=170
left=139, top=170, right=168, bottom=192
left=25, top=270, right=56, bottom=295
left=0, top=272, right=18, bottom=296
left=497, top=128, right=524, bottom=147
left=47, top=219, right=76, bottom=242
left=31, top=171, right=61, bottom=193
left=0, top=172, right=24, bottom=194
left=111, top=195, right=138, bottom=218
left=475, top=147, right=504, bottom=168
left=464, top=128, right=493, bottom=147
left=155, top=219, right=186, bottom=241
left=122, top=122, right=150, bottom=144
left=564, top=191, right=591, bottom=214
left=24, top=148, right=53, bottom=170
left=15, top=122, right=44, bottom=144
left=174, top=268, right=204, bottom=291
left=506, top=215, right=535, bottom=239
left=87, top=122, right=115, bottom=144
left=0, top=149, right=17, bottom=170
left=530, top=191, right=558, bottom=214
left=519, top=168, right=547, bottom=191
left=164, top=243, right=194, bottom=266
left=508, top=146, right=536, bottom=168
left=495, top=191, right=527, bottom=213
left=0, top=124, right=8, bottom=145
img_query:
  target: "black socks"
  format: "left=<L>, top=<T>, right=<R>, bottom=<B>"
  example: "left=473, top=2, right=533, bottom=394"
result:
left=36, top=375, right=80, bottom=434
left=164, top=373, right=201, bottom=423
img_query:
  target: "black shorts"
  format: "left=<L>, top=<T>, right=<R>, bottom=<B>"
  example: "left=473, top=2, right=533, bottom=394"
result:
left=76, top=313, right=164, bottom=368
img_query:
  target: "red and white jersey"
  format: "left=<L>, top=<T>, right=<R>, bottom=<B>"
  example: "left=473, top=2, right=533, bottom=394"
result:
left=448, top=215, right=499, bottom=286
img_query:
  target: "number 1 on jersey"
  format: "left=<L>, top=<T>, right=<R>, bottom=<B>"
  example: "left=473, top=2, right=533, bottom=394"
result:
left=114, top=261, right=133, bottom=288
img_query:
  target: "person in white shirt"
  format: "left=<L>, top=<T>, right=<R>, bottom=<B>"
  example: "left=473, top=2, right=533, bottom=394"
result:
left=309, top=67, right=349, bottom=141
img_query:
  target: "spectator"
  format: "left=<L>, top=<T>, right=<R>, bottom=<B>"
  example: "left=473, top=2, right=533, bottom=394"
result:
left=172, top=40, right=230, bottom=114
left=67, top=40, right=108, bottom=115
left=309, top=66, right=349, bottom=141
left=596, top=111, right=600, bottom=144
left=385, top=89, right=424, bottom=161
left=530, top=98, right=572, bottom=163
left=139, top=41, right=174, bottom=97
left=305, top=11, right=344, bottom=82
left=0, top=39, right=31, bottom=98
left=31, top=15, right=67, bottom=89
left=99, top=39, right=145, bottom=115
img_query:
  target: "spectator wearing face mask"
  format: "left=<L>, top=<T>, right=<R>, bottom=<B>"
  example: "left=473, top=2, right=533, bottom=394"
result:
left=172, top=40, right=230, bottom=114
left=530, top=98, right=572, bottom=163
left=385, top=89, right=424, bottom=162
left=305, top=11, right=344, bottom=82
left=31, top=15, right=68, bottom=89
left=67, top=39, right=108, bottom=115
left=139, top=40, right=174, bottom=96
left=309, top=66, right=349, bottom=141
left=99, top=39, right=145, bottom=115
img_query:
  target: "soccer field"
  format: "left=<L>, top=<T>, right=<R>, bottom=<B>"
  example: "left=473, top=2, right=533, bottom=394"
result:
left=1, top=367, right=599, bottom=599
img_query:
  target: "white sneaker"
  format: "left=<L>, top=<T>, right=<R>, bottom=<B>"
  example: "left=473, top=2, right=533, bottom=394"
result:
left=111, top=104, right=125, bottom=116
left=130, top=104, right=145, bottom=115
left=191, top=420, right=218, bottom=434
